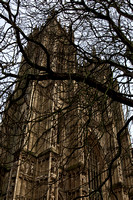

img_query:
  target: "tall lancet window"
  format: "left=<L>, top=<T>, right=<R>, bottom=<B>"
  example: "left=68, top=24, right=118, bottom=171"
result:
left=86, top=138, right=103, bottom=200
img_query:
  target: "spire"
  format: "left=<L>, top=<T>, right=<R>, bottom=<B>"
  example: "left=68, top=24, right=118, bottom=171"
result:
left=91, top=46, right=97, bottom=61
left=68, top=23, right=74, bottom=42
left=46, top=8, right=58, bottom=23
left=92, top=46, right=96, bottom=56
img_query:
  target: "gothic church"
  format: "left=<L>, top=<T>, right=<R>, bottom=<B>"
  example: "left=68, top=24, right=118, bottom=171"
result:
left=0, top=17, right=132, bottom=200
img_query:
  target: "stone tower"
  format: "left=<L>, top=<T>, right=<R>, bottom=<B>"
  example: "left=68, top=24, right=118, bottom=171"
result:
left=0, top=17, right=132, bottom=200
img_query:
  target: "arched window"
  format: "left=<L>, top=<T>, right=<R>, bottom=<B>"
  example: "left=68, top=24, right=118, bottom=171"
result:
left=87, top=136, right=104, bottom=200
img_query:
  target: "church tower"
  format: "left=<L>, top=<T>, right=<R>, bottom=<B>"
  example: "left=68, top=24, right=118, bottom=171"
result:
left=0, top=17, right=132, bottom=200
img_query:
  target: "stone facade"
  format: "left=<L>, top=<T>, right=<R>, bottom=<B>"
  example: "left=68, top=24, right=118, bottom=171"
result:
left=0, top=18, right=132, bottom=200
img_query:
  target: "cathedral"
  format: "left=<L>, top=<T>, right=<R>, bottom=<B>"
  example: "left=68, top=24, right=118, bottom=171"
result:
left=0, top=17, right=132, bottom=200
